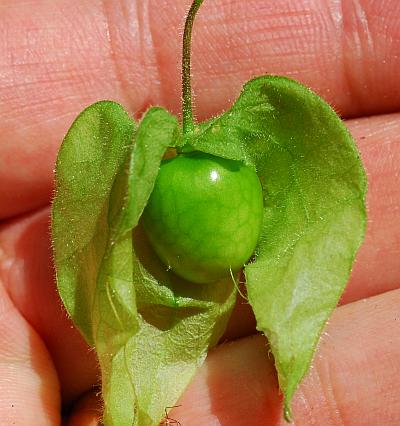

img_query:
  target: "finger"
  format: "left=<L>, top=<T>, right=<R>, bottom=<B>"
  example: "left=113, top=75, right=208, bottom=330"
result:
left=152, top=0, right=400, bottom=119
left=171, top=289, right=400, bottom=425
left=2, top=0, right=400, bottom=218
left=342, top=113, right=400, bottom=304
left=0, top=277, right=60, bottom=424
left=0, top=207, right=99, bottom=404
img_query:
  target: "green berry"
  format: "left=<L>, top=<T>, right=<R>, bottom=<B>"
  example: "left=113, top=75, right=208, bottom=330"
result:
left=142, top=151, right=264, bottom=284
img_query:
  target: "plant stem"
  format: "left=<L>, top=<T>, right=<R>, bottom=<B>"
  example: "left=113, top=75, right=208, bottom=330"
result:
left=182, top=0, right=205, bottom=134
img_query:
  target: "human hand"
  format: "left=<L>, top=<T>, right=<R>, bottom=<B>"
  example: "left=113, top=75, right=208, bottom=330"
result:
left=0, top=1, right=399, bottom=425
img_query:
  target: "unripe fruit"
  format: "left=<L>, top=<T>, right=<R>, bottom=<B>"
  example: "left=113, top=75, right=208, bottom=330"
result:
left=142, top=151, right=264, bottom=283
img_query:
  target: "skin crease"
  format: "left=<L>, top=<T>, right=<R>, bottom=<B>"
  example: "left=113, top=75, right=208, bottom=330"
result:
left=0, top=0, right=399, bottom=424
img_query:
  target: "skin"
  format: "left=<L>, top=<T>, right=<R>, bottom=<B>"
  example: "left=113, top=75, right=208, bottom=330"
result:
left=0, top=0, right=399, bottom=424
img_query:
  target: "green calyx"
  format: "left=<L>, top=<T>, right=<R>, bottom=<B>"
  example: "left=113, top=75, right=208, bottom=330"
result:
left=51, top=0, right=367, bottom=425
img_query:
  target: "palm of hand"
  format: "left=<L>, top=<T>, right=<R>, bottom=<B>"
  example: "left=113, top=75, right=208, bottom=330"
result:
left=0, top=1, right=399, bottom=425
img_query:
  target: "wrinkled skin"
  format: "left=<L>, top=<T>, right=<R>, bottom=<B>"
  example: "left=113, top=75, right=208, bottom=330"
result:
left=0, top=1, right=399, bottom=425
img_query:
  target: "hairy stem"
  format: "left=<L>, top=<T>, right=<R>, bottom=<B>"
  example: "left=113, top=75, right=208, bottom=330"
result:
left=182, top=0, right=205, bottom=134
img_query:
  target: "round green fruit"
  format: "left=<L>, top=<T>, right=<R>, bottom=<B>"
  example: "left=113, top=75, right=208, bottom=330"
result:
left=142, top=151, right=264, bottom=284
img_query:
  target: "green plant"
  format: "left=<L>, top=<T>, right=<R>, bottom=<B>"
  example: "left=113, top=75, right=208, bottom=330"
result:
left=51, top=0, right=367, bottom=424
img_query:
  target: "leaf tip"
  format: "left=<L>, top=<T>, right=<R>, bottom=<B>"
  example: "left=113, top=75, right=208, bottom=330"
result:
left=283, top=400, right=293, bottom=423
